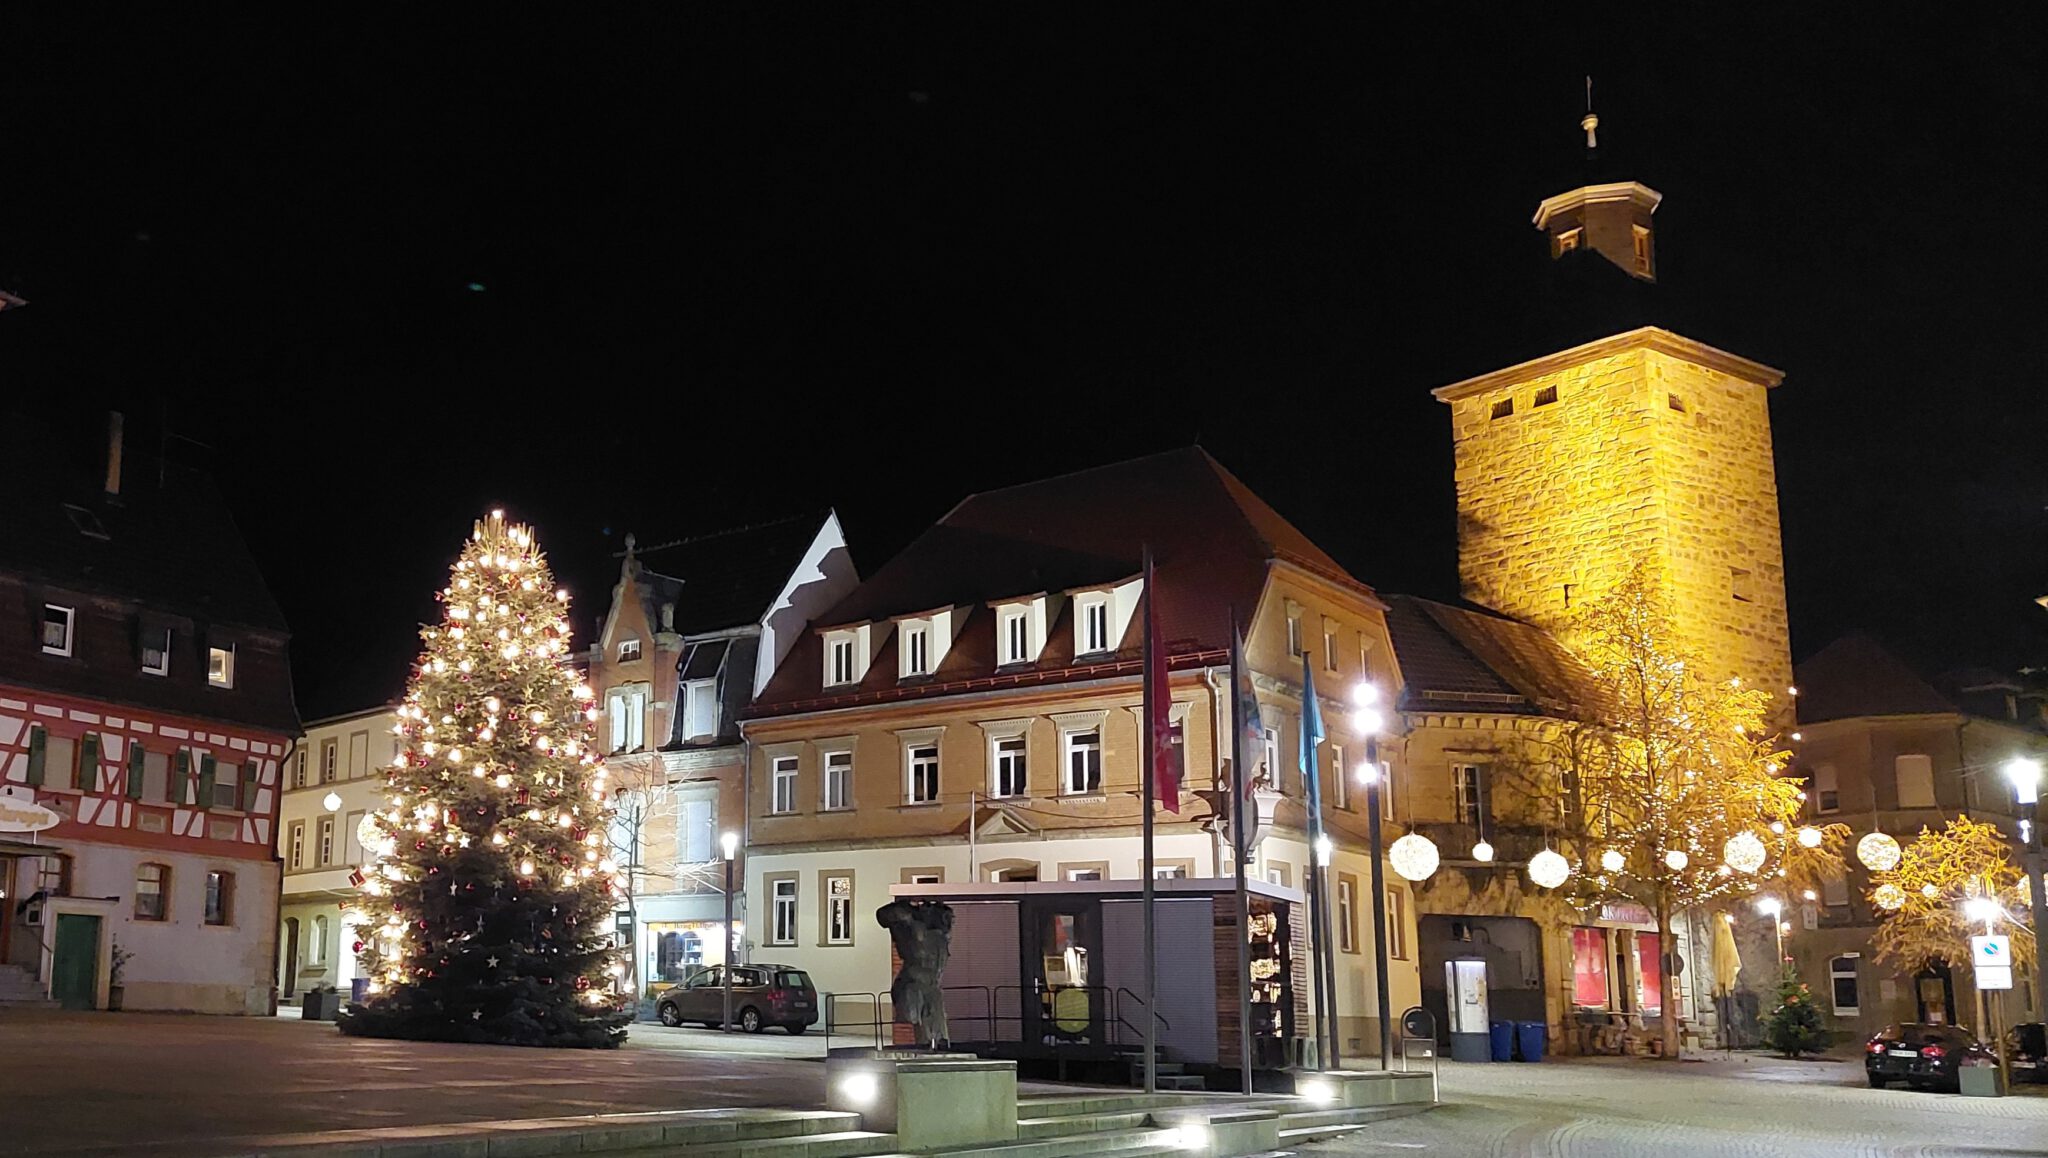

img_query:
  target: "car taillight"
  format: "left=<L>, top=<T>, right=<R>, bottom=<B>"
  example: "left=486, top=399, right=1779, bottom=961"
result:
left=1921, top=1044, right=1946, bottom=1060
left=1866, top=1040, right=1887, bottom=1054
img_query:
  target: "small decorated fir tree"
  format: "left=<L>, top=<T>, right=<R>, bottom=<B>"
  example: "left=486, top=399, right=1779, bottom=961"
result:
left=1760, top=964, right=1828, bottom=1058
left=339, top=511, right=629, bottom=1048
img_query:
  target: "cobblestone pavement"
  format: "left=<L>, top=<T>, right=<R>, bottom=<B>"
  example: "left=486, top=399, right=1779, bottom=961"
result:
left=1311, top=1055, right=2048, bottom=1157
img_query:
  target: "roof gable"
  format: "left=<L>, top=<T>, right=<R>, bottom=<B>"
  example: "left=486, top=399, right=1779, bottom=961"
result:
left=1795, top=634, right=1957, bottom=724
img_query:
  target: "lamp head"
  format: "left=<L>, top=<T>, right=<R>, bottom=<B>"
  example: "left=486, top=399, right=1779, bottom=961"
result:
left=720, top=831, right=740, bottom=860
left=1350, top=682, right=1380, bottom=709
left=1963, top=896, right=2002, bottom=925
left=1755, top=896, right=1782, bottom=918
left=1314, top=834, right=1334, bottom=868
left=2003, top=756, right=2042, bottom=805
left=1350, top=708, right=1385, bottom=738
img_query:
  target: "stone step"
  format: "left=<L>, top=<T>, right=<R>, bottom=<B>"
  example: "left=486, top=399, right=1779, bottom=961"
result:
left=1016, top=1110, right=1152, bottom=1139
left=1016, top=1092, right=1214, bottom=1118
left=870, top=1127, right=1180, bottom=1158
left=686, top=1128, right=899, bottom=1158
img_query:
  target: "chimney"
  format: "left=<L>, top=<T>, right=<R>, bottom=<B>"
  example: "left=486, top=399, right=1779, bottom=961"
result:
left=104, top=412, right=125, bottom=499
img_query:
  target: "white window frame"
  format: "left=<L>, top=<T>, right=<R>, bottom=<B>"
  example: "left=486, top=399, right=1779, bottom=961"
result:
left=288, top=821, right=305, bottom=870
left=1324, top=621, right=1340, bottom=672
left=40, top=605, right=74, bottom=657
left=607, top=685, right=648, bottom=753
left=825, top=875, right=854, bottom=945
left=822, top=750, right=853, bottom=811
left=825, top=632, right=859, bottom=687
left=1829, top=954, right=1860, bottom=1016
left=1332, top=744, right=1348, bottom=810
left=901, top=622, right=931, bottom=678
left=906, top=745, right=940, bottom=805
left=1286, top=612, right=1302, bottom=658
left=1381, top=765, right=1395, bottom=821
left=310, top=915, right=329, bottom=965
left=1076, top=595, right=1111, bottom=655
left=292, top=748, right=307, bottom=789
left=207, top=644, right=235, bottom=688
left=617, top=638, right=642, bottom=662
left=1262, top=725, right=1280, bottom=791
left=1386, top=886, right=1408, bottom=959
left=682, top=678, right=718, bottom=741
left=321, top=740, right=338, bottom=783
left=141, top=626, right=171, bottom=675
left=770, top=756, right=799, bottom=815
left=770, top=878, right=798, bottom=945
left=317, top=816, right=335, bottom=866
left=1452, top=763, right=1485, bottom=826
left=999, top=606, right=1031, bottom=666
left=1337, top=878, right=1357, bottom=952
left=907, top=871, right=942, bottom=885
left=1062, top=730, right=1102, bottom=796
left=992, top=736, right=1028, bottom=799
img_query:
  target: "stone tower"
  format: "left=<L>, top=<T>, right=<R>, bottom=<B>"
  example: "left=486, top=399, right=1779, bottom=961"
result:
left=1432, top=105, right=1794, bottom=701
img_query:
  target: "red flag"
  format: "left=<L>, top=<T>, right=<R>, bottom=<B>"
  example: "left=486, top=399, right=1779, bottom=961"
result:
left=1144, top=550, right=1181, bottom=813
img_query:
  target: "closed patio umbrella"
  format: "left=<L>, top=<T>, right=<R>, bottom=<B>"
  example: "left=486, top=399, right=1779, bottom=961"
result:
left=1711, top=914, right=1743, bottom=997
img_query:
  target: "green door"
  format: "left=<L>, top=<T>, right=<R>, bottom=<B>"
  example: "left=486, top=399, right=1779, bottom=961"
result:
left=52, top=913, right=100, bottom=1011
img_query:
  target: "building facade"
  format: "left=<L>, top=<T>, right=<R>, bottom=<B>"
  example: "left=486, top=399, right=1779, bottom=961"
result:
left=588, top=515, right=856, bottom=998
left=1783, top=635, right=2047, bottom=1041
left=274, top=705, right=399, bottom=1002
left=741, top=450, right=1422, bottom=1061
left=0, top=414, right=296, bottom=1014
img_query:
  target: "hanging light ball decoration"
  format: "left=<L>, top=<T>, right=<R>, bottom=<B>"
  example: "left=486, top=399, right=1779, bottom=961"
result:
left=1528, top=849, right=1570, bottom=890
left=1471, top=840, right=1495, bottom=863
left=1856, top=832, right=1902, bottom=872
left=1599, top=848, right=1626, bottom=873
left=1796, top=825, right=1824, bottom=849
left=1723, top=831, right=1768, bottom=874
left=1872, top=883, right=1907, bottom=911
left=1664, top=849, right=1690, bottom=872
left=1389, top=833, right=1441, bottom=882
left=1920, top=883, right=1939, bottom=899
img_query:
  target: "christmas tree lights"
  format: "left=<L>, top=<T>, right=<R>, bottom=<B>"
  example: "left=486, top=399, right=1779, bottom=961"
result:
left=338, top=511, right=629, bottom=1048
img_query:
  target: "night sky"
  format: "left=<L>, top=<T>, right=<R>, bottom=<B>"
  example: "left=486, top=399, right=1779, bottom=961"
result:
left=3, top=8, right=2043, bottom=720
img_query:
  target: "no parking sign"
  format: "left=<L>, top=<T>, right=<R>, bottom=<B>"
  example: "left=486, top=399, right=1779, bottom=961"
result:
left=1971, top=935, right=2012, bottom=990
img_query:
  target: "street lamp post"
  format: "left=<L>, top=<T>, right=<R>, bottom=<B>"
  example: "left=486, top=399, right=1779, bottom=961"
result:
left=721, top=831, right=739, bottom=1034
left=1351, top=683, right=1393, bottom=1071
left=2003, top=757, right=2045, bottom=1027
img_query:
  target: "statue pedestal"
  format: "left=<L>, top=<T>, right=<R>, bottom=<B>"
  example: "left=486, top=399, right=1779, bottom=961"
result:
left=825, top=1050, right=1017, bottom=1151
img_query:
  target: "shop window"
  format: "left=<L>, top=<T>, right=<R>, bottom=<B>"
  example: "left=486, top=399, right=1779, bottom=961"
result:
left=1571, top=927, right=1610, bottom=1008
left=1636, top=933, right=1663, bottom=1016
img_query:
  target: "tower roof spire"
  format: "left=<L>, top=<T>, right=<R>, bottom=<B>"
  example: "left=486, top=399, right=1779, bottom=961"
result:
left=1581, top=76, right=1599, bottom=151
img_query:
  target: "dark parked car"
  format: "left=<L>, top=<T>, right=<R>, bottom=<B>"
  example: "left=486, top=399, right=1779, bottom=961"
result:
left=1864, top=1023, right=1998, bottom=1092
left=655, top=964, right=817, bottom=1034
left=2006, top=1022, right=2046, bottom=1084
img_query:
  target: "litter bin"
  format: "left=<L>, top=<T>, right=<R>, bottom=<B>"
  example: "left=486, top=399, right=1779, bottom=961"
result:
left=1958, top=1060, right=2006, bottom=1097
left=300, top=987, right=334, bottom=1021
left=1489, top=1020, right=1516, bottom=1062
left=1515, top=1020, right=1548, bottom=1062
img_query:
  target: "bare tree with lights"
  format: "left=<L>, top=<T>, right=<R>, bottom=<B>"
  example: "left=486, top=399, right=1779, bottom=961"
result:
left=1866, top=815, right=2036, bottom=981
left=1502, top=562, right=1848, bottom=1058
left=339, top=512, right=631, bottom=1047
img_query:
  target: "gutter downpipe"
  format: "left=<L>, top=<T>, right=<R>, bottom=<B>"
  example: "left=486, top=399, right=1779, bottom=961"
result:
left=1205, top=667, right=1228, bottom=876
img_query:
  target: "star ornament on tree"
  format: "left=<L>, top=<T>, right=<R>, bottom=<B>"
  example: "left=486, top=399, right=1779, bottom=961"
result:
left=335, top=510, right=628, bottom=1049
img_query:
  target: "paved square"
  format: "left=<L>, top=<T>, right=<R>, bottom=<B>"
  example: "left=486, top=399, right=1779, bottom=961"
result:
left=1309, top=1055, right=2048, bottom=1157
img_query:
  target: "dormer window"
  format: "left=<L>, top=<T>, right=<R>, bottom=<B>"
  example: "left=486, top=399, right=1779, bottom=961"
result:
left=41, top=605, right=74, bottom=656
left=1000, top=607, right=1030, bottom=665
left=141, top=627, right=171, bottom=676
left=618, top=638, right=642, bottom=662
left=207, top=644, right=235, bottom=688
left=1077, top=595, right=1111, bottom=655
left=1554, top=227, right=1582, bottom=256
left=824, top=625, right=872, bottom=687
left=1632, top=225, right=1653, bottom=275
left=903, top=624, right=930, bottom=676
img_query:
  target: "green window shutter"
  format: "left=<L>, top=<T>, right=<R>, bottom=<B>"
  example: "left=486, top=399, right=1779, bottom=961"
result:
left=172, top=749, right=191, bottom=804
left=25, top=726, right=46, bottom=786
left=240, top=762, right=258, bottom=813
left=126, top=742, right=147, bottom=800
left=77, top=733, right=100, bottom=791
left=197, top=755, right=217, bottom=811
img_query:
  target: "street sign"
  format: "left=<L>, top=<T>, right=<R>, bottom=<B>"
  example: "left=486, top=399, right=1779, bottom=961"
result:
left=1972, top=935, right=2012, bottom=969
left=1977, top=966, right=2013, bottom=991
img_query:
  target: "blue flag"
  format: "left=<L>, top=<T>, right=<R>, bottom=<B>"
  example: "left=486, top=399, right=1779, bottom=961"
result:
left=1300, top=651, right=1326, bottom=846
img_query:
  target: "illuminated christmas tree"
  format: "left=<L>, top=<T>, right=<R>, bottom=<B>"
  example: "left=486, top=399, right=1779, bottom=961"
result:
left=339, top=511, right=629, bottom=1048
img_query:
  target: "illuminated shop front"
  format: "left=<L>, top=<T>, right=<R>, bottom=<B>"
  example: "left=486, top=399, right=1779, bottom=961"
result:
left=1569, top=902, right=1681, bottom=1052
left=638, top=919, right=738, bottom=994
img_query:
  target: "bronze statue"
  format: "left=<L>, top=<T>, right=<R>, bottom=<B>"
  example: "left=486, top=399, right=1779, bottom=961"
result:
left=876, top=898, right=954, bottom=1049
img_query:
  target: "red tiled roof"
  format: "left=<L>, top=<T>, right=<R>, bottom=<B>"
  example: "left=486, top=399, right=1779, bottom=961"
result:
left=749, top=448, right=1377, bottom=716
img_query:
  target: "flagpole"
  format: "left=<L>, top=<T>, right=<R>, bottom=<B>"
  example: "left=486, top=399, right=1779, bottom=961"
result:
left=1300, top=654, right=1332, bottom=1073
left=1141, top=547, right=1158, bottom=1096
left=1230, top=612, right=1254, bottom=1095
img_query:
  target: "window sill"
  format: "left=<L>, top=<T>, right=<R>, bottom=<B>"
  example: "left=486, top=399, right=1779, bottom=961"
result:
left=896, top=802, right=944, bottom=811
left=1056, top=793, right=1108, bottom=803
left=766, top=810, right=802, bottom=818
left=819, top=805, right=853, bottom=814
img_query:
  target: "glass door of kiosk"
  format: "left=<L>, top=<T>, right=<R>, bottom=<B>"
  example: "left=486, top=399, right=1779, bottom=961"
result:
left=1020, top=896, right=1103, bottom=1046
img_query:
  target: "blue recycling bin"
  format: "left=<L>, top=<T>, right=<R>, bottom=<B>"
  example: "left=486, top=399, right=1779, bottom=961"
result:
left=1489, top=1020, right=1516, bottom=1062
left=1516, top=1020, right=1548, bottom=1062
left=350, top=977, right=369, bottom=1006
